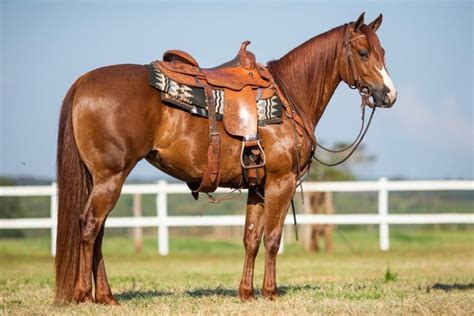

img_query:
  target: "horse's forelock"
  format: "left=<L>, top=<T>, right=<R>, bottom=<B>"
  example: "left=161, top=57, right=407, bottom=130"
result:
left=360, top=24, right=384, bottom=60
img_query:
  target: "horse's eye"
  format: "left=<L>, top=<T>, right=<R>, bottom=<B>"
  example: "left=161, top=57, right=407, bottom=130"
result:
left=358, top=49, right=369, bottom=59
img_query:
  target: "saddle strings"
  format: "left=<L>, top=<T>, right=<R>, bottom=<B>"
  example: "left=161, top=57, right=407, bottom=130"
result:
left=206, top=188, right=243, bottom=204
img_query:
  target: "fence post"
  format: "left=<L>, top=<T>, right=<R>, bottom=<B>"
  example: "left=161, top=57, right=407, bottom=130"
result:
left=156, top=180, right=169, bottom=255
left=133, top=193, right=143, bottom=254
left=50, top=182, right=58, bottom=257
left=378, top=177, right=389, bottom=251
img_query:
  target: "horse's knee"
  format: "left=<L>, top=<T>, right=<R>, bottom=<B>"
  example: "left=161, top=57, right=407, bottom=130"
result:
left=243, top=233, right=261, bottom=257
left=264, top=232, right=281, bottom=256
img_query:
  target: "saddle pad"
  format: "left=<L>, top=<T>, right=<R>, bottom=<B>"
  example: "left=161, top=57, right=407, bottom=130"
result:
left=145, top=63, right=282, bottom=126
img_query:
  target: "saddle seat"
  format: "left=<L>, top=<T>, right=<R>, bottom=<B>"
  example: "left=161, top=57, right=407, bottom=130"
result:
left=159, top=41, right=271, bottom=91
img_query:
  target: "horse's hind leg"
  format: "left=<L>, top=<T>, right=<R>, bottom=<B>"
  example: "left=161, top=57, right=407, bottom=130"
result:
left=93, top=223, right=119, bottom=305
left=74, top=172, right=127, bottom=303
left=261, top=174, right=296, bottom=299
left=239, top=188, right=265, bottom=301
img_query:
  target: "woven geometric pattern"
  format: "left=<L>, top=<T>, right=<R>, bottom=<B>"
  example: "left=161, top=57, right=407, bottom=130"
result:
left=146, top=63, right=282, bottom=125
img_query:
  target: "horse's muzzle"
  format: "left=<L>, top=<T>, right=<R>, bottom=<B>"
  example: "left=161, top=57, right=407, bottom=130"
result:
left=372, top=86, right=397, bottom=108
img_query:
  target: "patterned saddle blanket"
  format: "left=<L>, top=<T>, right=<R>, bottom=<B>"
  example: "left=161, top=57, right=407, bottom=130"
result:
left=145, top=63, right=283, bottom=126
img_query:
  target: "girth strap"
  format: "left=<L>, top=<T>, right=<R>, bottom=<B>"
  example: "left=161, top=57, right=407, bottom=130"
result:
left=191, top=84, right=221, bottom=198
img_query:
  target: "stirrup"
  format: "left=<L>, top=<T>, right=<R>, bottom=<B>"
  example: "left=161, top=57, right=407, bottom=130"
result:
left=240, top=136, right=266, bottom=169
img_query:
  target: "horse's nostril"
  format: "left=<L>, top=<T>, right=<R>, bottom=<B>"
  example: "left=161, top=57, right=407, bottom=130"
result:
left=384, top=94, right=390, bottom=104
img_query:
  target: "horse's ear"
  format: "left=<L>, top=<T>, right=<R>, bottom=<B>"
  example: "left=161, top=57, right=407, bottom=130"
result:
left=368, top=14, right=383, bottom=32
left=354, top=12, right=365, bottom=31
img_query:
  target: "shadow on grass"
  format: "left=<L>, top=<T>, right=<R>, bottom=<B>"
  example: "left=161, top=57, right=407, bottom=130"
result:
left=116, top=284, right=320, bottom=300
left=186, top=284, right=320, bottom=298
left=116, top=290, right=173, bottom=301
left=279, top=284, right=321, bottom=295
left=432, top=283, right=474, bottom=292
left=186, top=287, right=238, bottom=298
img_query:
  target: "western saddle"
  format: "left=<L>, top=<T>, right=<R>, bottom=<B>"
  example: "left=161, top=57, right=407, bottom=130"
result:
left=155, top=41, right=275, bottom=196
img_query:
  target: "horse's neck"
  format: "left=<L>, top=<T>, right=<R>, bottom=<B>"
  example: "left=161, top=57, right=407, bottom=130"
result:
left=310, top=71, right=341, bottom=129
left=269, top=26, right=344, bottom=132
left=292, top=46, right=342, bottom=131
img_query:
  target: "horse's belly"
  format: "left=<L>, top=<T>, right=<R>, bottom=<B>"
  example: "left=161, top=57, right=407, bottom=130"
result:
left=149, top=109, right=244, bottom=187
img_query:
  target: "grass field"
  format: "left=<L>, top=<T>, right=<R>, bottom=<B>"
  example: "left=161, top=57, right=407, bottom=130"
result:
left=1, top=229, right=473, bottom=315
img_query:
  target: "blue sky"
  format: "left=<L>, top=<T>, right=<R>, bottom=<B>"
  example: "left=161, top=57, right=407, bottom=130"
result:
left=0, top=0, right=472, bottom=180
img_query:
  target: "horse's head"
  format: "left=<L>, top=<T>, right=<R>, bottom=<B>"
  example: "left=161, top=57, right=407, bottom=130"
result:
left=340, top=13, right=397, bottom=108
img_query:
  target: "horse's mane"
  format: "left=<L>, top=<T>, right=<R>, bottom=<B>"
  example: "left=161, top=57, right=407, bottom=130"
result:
left=267, top=23, right=383, bottom=129
left=267, top=25, right=345, bottom=129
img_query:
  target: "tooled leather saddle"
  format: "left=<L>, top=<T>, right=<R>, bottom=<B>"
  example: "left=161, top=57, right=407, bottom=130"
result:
left=147, top=41, right=283, bottom=198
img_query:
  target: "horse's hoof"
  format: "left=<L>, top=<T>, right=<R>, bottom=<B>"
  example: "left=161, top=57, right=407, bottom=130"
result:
left=262, top=288, right=279, bottom=300
left=104, top=299, right=120, bottom=306
left=239, top=292, right=255, bottom=302
left=73, top=289, right=94, bottom=304
left=96, top=295, right=120, bottom=306
left=83, top=294, right=94, bottom=303
left=239, top=286, right=255, bottom=301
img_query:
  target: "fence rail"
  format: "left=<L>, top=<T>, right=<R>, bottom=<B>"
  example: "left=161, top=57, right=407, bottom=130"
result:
left=1, top=179, right=473, bottom=256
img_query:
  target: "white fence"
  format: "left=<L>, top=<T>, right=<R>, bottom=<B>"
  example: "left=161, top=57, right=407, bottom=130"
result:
left=0, top=178, right=473, bottom=256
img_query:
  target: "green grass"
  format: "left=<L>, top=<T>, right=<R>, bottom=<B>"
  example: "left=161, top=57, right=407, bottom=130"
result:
left=0, top=229, right=473, bottom=315
left=384, top=266, right=398, bottom=282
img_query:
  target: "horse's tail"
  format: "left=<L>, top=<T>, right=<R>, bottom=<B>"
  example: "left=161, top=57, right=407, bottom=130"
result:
left=55, top=77, right=92, bottom=303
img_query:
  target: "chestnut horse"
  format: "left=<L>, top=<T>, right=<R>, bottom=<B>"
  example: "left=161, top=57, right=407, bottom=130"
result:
left=55, top=13, right=396, bottom=304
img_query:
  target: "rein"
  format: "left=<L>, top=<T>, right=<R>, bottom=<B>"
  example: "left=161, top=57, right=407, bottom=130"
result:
left=313, top=97, right=376, bottom=166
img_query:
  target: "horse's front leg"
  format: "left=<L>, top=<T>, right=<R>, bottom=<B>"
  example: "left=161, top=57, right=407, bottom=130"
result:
left=239, top=187, right=265, bottom=301
left=262, top=173, right=296, bottom=299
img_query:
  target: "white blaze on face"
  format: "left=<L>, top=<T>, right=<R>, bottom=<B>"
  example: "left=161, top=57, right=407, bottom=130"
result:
left=378, top=66, right=397, bottom=103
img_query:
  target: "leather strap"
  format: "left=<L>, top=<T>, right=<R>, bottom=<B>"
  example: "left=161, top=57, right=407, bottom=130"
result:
left=192, top=84, right=221, bottom=195
left=242, top=139, right=262, bottom=188
left=343, top=23, right=367, bottom=89
left=247, top=165, right=258, bottom=187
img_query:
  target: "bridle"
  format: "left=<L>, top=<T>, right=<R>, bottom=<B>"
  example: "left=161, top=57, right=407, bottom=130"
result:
left=312, top=23, right=378, bottom=167
left=343, top=23, right=374, bottom=96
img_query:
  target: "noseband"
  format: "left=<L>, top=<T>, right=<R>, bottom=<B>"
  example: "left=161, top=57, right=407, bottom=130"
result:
left=312, top=23, right=377, bottom=166
left=343, top=23, right=377, bottom=107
